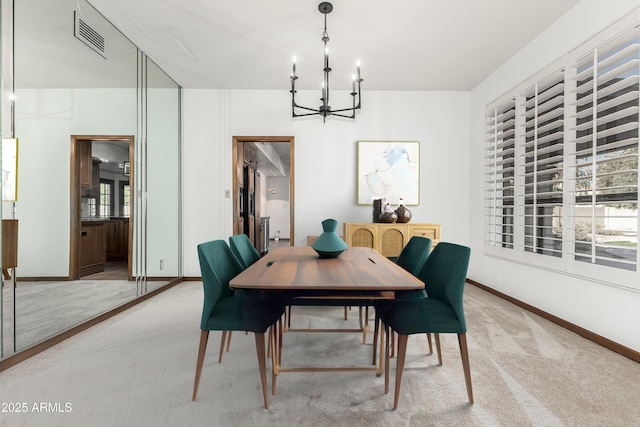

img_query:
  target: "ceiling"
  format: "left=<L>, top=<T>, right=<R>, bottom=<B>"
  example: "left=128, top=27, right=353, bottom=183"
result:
left=86, top=0, right=581, bottom=91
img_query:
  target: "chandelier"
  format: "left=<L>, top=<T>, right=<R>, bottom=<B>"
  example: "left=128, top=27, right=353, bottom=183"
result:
left=290, top=2, right=363, bottom=122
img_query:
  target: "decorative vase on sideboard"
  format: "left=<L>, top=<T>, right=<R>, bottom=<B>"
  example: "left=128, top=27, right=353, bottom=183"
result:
left=395, top=198, right=412, bottom=223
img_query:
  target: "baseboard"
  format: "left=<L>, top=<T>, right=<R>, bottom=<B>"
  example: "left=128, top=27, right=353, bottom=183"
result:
left=467, top=279, right=640, bottom=363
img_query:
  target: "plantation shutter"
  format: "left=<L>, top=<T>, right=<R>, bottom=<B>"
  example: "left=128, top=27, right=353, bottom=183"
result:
left=485, top=98, right=516, bottom=249
left=521, top=70, right=565, bottom=257
left=569, top=26, right=639, bottom=271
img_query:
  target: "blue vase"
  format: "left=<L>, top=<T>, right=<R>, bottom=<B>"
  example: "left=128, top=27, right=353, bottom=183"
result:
left=312, top=218, right=348, bottom=258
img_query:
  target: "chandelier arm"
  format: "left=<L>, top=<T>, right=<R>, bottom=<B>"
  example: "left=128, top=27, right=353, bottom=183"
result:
left=293, top=103, right=323, bottom=112
left=293, top=111, right=323, bottom=117
left=329, top=112, right=356, bottom=119
left=329, top=106, right=358, bottom=114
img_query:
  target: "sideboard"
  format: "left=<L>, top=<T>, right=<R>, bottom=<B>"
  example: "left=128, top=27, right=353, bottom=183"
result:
left=343, top=222, right=441, bottom=258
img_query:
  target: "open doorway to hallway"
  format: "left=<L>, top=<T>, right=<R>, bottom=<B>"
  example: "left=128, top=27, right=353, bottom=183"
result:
left=232, top=136, right=294, bottom=252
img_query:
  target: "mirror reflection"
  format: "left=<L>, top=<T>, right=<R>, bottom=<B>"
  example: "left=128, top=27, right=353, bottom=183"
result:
left=1, top=0, right=181, bottom=359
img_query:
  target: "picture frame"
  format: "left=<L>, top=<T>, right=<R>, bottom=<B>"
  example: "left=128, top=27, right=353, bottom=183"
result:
left=357, top=140, right=419, bottom=205
left=2, top=138, right=18, bottom=201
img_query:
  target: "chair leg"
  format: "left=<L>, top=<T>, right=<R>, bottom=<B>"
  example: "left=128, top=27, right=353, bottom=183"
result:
left=279, top=317, right=283, bottom=365
left=384, top=324, right=390, bottom=394
left=372, top=312, right=379, bottom=365
left=344, top=306, right=348, bottom=320
left=434, top=333, right=443, bottom=365
left=254, top=332, right=269, bottom=409
left=391, top=331, right=396, bottom=358
left=458, top=333, right=474, bottom=404
left=426, top=333, right=433, bottom=354
left=192, top=330, right=209, bottom=401
left=226, top=331, right=233, bottom=352
left=218, top=331, right=228, bottom=363
left=393, top=334, right=409, bottom=410
left=287, top=305, right=292, bottom=329
left=270, top=322, right=278, bottom=396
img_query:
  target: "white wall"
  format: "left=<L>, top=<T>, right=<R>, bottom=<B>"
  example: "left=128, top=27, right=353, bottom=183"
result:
left=469, top=0, right=640, bottom=351
left=183, top=89, right=470, bottom=276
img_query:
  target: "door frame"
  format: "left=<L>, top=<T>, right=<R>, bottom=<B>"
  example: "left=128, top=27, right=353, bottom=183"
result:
left=232, top=136, right=294, bottom=245
left=69, top=135, right=135, bottom=280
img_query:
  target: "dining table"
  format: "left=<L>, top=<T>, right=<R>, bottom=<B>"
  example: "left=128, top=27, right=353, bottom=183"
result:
left=229, top=245, right=425, bottom=394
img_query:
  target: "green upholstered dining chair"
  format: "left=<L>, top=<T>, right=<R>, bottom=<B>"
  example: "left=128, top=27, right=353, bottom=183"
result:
left=396, top=236, right=432, bottom=276
left=192, top=240, right=284, bottom=409
left=372, top=236, right=433, bottom=363
left=381, top=242, right=473, bottom=409
left=229, top=233, right=261, bottom=269
left=221, top=234, right=263, bottom=360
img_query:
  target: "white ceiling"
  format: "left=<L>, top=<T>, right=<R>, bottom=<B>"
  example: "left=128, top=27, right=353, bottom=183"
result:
left=86, top=0, right=581, bottom=91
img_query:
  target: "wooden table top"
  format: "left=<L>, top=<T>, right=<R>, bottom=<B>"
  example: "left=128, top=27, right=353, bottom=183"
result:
left=230, top=246, right=424, bottom=292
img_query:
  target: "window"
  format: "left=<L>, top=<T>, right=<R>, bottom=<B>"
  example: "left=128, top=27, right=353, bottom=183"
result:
left=485, top=98, right=516, bottom=250
left=522, top=70, right=565, bottom=258
left=570, top=27, right=639, bottom=271
left=119, top=181, right=131, bottom=217
left=485, top=16, right=639, bottom=287
left=99, top=179, right=114, bottom=217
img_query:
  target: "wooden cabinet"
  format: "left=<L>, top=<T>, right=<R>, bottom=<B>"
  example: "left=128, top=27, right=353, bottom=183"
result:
left=247, top=167, right=255, bottom=192
left=244, top=144, right=257, bottom=168
left=236, top=143, right=244, bottom=236
left=79, top=142, right=92, bottom=188
left=90, top=159, right=101, bottom=198
left=236, top=141, right=259, bottom=250
left=80, top=222, right=106, bottom=277
left=105, top=219, right=128, bottom=260
left=79, top=141, right=100, bottom=197
left=2, top=219, right=18, bottom=279
left=343, top=222, right=441, bottom=258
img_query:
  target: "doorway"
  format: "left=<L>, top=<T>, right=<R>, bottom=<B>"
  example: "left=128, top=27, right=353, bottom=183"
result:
left=232, top=136, right=294, bottom=249
left=69, top=135, right=134, bottom=280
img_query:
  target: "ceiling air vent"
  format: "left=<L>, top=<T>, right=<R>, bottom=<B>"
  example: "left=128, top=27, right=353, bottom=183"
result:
left=74, top=11, right=107, bottom=59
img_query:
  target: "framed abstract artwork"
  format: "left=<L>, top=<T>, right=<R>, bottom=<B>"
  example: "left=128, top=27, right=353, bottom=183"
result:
left=357, top=140, right=419, bottom=205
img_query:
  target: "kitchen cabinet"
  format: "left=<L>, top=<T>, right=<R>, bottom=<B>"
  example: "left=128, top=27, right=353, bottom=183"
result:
left=236, top=143, right=245, bottom=236
left=343, top=222, right=441, bottom=258
left=80, top=222, right=106, bottom=277
left=105, top=218, right=128, bottom=260
left=79, top=142, right=92, bottom=188
left=244, top=144, right=257, bottom=168
left=2, top=219, right=18, bottom=280
left=79, top=143, right=100, bottom=198
left=236, top=141, right=259, bottom=250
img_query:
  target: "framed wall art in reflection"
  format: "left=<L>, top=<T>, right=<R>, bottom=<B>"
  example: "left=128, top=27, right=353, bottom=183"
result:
left=357, top=140, right=419, bottom=205
left=2, top=138, right=18, bottom=201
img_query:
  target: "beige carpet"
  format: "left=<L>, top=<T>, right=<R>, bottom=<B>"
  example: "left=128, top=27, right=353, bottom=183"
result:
left=0, top=282, right=638, bottom=426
